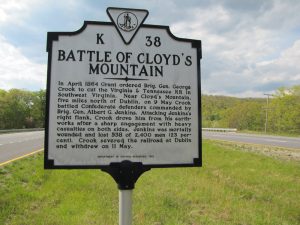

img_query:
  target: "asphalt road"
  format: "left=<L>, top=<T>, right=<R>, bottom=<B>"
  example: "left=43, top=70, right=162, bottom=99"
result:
left=1, top=130, right=299, bottom=166
left=0, top=131, right=44, bottom=165
left=203, top=131, right=300, bottom=150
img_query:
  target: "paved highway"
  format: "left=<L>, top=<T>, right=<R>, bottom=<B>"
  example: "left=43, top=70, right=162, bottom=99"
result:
left=0, top=130, right=299, bottom=166
left=0, top=131, right=44, bottom=166
left=203, top=131, right=300, bottom=150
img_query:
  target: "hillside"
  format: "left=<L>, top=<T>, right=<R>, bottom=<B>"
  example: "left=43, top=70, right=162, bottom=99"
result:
left=202, top=85, right=300, bottom=134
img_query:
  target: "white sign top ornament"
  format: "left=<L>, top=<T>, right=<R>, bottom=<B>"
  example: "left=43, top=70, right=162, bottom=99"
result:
left=107, top=7, right=149, bottom=44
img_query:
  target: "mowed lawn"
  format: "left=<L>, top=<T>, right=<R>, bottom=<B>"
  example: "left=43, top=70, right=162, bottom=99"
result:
left=0, top=140, right=299, bottom=225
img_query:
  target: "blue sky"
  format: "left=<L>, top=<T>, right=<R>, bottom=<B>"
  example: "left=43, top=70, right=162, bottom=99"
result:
left=0, top=0, right=300, bottom=97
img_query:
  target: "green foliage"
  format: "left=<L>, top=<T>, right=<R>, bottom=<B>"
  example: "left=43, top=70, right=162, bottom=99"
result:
left=202, top=85, right=300, bottom=135
left=0, top=89, right=45, bottom=129
left=30, top=90, right=46, bottom=128
left=223, top=101, right=264, bottom=131
left=202, top=95, right=265, bottom=130
left=201, top=95, right=241, bottom=128
left=268, top=85, right=300, bottom=133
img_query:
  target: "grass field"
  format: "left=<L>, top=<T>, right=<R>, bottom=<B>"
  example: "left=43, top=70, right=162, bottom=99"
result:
left=0, top=140, right=299, bottom=225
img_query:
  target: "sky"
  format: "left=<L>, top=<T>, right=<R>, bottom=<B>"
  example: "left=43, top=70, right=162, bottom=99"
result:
left=0, top=0, right=299, bottom=97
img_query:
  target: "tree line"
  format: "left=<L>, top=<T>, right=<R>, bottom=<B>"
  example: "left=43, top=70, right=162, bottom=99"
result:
left=0, top=89, right=45, bottom=129
left=202, top=85, right=300, bottom=134
left=0, top=85, right=299, bottom=134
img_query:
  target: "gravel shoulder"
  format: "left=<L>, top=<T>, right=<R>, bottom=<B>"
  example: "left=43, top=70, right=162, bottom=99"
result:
left=211, top=139, right=300, bottom=161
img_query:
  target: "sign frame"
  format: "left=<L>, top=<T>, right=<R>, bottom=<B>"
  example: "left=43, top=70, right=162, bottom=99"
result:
left=44, top=19, right=202, bottom=170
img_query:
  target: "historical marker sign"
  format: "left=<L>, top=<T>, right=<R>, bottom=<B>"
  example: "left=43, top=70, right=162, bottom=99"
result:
left=45, top=7, right=202, bottom=169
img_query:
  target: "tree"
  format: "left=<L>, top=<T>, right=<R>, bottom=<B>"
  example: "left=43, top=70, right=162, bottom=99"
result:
left=222, top=101, right=264, bottom=131
left=0, top=89, right=46, bottom=129
left=268, top=85, right=300, bottom=133
left=31, top=90, right=46, bottom=128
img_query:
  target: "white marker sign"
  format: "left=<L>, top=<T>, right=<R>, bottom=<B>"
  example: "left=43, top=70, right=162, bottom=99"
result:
left=45, top=7, right=202, bottom=169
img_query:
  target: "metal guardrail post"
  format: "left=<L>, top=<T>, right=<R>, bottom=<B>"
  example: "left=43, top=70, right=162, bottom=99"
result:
left=202, top=128, right=237, bottom=132
left=0, top=128, right=45, bottom=134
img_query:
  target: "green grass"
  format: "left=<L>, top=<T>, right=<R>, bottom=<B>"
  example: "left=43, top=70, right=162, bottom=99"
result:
left=1, top=140, right=299, bottom=225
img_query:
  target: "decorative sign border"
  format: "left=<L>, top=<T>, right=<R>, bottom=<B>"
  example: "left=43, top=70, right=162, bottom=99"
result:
left=45, top=20, right=202, bottom=169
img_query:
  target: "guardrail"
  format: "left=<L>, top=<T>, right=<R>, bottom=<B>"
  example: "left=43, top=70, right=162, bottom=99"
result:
left=0, top=128, right=44, bottom=134
left=202, top=128, right=237, bottom=132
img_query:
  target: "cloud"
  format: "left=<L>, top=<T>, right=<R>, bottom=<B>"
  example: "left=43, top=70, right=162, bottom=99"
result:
left=0, top=0, right=299, bottom=96
left=0, top=35, right=46, bottom=90
left=256, top=39, right=300, bottom=84
left=0, top=0, right=41, bottom=25
left=170, top=1, right=300, bottom=96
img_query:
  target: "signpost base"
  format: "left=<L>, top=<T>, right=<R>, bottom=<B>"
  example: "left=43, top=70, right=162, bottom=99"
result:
left=101, top=161, right=150, bottom=225
left=101, top=160, right=150, bottom=190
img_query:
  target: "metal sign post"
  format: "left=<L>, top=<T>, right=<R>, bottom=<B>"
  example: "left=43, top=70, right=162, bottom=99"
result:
left=119, top=190, right=132, bottom=225
left=102, top=161, right=150, bottom=225
left=45, top=7, right=202, bottom=224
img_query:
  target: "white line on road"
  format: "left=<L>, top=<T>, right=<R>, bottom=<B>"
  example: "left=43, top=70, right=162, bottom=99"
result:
left=262, top=139, right=288, bottom=143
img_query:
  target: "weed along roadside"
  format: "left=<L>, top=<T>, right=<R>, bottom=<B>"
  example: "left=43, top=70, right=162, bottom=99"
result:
left=44, top=7, right=202, bottom=225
